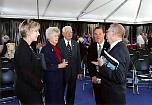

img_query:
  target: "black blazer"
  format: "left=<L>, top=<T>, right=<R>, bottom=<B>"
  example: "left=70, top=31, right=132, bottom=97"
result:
left=14, top=39, right=43, bottom=97
left=99, top=41, right=130, bottom=104
left=87, top=41, right=110, bottom=77
left=57, top=38, right=81, bottom=80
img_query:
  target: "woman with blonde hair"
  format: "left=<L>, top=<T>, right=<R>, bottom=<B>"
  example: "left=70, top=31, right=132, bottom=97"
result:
left=14, top=19, right=43, bottom=105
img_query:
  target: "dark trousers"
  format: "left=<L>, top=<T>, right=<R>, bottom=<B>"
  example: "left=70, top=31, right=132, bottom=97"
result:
left=64, top=76, right=77, bottom=105
left=17, top=90, right=43, bottom=105
left=93, top=83, right=103, bottom=105
left=15, top=82, right=43, bottom=105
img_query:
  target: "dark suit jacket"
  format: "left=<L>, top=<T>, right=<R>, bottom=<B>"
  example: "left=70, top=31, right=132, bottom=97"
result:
left=57, top=38, right=81, bottom=81
left=87, top=41, right=110, bottom=77
left=41, top=42, right=64, bottom=104
left=99, top=41, right=130, bottom=104
left=14, top=39, right=43, bottom=102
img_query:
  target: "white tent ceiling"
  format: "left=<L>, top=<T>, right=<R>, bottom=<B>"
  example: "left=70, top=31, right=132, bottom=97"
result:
left=0, top=0, right=152, bottom=24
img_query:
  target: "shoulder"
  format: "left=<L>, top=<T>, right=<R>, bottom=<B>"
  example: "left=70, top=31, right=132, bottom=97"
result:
left=103, top=42, right=110, bottom=49
left=41, top=43, right=52, bottom=53
left=89, top=42, right=97, bottom=48
left=15, top=43, right=31, bottom=59
left=115, top=42, right=129, bottom=55
left=58, top=38, right=64, bottom=43
left=16, top=41, right=29, bottom=53
left=72, top=40, right=79, bottom=46
left=72, top=40, right=78, bottom=43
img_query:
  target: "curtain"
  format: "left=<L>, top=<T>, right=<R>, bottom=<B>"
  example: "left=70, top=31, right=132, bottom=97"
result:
left=1, top=18, right=150, bottom=45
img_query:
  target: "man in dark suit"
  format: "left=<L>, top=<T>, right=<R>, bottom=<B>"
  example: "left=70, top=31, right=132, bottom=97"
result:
left=92, top=23, right=130, bottom=105
left=87, top=26, right=109, bottom=105
left=57, top=26, right=82, bottom=105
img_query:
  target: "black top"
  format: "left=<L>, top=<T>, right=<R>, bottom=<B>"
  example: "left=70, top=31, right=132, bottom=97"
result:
left=14, top=39, right=43, bottom=91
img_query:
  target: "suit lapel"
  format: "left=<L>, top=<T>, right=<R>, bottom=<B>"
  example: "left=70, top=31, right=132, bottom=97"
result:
left=71, top=40, right=75, bottom=56
left=61, top=39, right=68, bottom=54
left=94, top=43, right=98, bottom=58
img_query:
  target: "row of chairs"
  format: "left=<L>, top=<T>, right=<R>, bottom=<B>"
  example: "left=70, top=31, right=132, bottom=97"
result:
left=128, top=48, right=152, bottom=94
left=78, top=48, right=152, bottom=94
left=0, top=57, right=17, bottom=104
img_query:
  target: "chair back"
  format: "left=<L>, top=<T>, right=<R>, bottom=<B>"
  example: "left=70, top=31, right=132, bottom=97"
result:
left=134, top=59, right=150, bottom=74
left=1, top=68, right=15, bottom=85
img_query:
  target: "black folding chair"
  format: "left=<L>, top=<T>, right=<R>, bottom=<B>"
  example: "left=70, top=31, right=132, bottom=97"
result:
left=0, top=57, right=17, bottom=104
left=81, top=55, right=91, bottom=91
left=133, top=58, right=152, bottom=94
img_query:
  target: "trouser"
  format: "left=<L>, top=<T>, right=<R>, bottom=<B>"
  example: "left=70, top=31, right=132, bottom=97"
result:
left=93, top=83, right=103, bottom=105
left=64, top=76, right=77, bottom=105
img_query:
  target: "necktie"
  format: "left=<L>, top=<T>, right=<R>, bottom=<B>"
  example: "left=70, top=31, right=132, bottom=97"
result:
left=67, top=41, right=72, bottom=61
left=98, top=45, right=102, bottom=58
left=97, top=45, right=102, bottom=72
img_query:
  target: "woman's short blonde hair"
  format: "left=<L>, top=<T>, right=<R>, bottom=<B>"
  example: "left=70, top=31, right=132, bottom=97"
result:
left=46, top=27, right=60, bottom=39
left=19, top=19, right=40, bottom=38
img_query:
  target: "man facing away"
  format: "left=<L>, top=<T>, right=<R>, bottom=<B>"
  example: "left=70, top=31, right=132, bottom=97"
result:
left=92, top=23, right=130, bottom=105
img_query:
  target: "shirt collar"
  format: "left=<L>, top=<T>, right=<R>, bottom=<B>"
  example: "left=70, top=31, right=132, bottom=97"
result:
left=110, top=40, right=122, bottom=50
left=97, top=40, right=104, bottom=50
left=64, top=38, right=71, bottom=46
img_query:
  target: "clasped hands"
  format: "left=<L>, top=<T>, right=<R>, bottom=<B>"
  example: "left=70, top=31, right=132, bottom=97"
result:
left=58, top=60, right=68, bottom=68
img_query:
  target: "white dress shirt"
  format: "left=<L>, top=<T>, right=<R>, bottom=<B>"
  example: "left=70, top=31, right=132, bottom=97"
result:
left=64, top=38, right=72, bottom=47
left=110, top=40, right=122, bottom=51
left=137, top=35, right=145, bottom=47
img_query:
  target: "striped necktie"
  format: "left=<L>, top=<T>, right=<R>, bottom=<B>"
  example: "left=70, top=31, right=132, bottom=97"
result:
left=97, top=45, right=101, bottom=72
left=98, top=45, right=102, bottom=58
left=67, top=41, right=72, bottom=61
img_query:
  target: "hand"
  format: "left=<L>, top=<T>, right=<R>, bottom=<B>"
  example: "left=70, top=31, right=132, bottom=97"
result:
left=41, top=80, right=43, bottom=83
left=77, top=74, right=83, bottom=80
left=92, top=76, right=97, bottom=84
left=58, top=61, right=68, bottom=69
left=91, top=61, right=99, bottom=66
left=97, top=57, right=104, bottom=66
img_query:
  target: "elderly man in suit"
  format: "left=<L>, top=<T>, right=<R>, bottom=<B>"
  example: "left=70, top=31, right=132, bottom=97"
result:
left=87, top=26, right=109, bottom=105
left=57, top=26, right=82, bottom=105
left=92, top=23, right=130, bottom=105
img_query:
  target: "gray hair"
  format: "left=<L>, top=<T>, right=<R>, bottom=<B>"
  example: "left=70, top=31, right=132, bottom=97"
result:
left=46, top=27, right=60, bottom=39
left=62, top=26, right=72, bottom=33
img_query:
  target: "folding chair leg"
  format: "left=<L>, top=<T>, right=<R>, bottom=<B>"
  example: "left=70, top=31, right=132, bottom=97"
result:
left=82, top=83, right=85, bottom=91
left=136, top=85, right=139, bottom=94
left=133, top=84, right=135, bottom=94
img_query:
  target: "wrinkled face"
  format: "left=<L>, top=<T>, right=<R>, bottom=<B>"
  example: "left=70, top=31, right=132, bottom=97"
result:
left=94, top=29, right=105, bottom=44
left=29, top=28, right=40, bottom=41
left=106, top=27, right=115, bottom=45
left=63, top=29, right=73, bottom=41
left=49, top=32, right=60, bottom=45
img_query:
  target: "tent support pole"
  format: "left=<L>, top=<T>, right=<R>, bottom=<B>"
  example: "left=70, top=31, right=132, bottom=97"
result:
left=77, top=0, right=95, bottom=20
left=37, top=0, right=39, bottom=19
left=104, top=0, right=128, bottom=21
left=42, top=0, right=52, bottom=16
left=134, top=0, right=143, bottom=23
